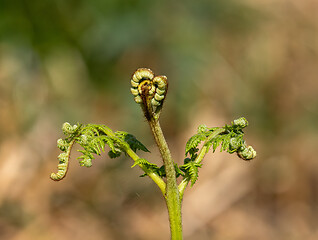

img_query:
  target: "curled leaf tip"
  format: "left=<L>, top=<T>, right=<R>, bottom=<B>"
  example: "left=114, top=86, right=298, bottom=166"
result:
left=130, top=68, right=168, bottom=120
left=62, top=122, right=79, bottom=135
left=197, top=124, right=208, bottom=133
left=233, top=117, right=249, bottom=128
left=238, top=145, right=257, bottom=160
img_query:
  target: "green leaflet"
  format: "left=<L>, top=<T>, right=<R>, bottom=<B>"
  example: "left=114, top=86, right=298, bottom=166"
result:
left=131, top=158, right=157, bottom=169
left=131, top=158, right=162, bottom=177
left=134, top=160, right=183, bottom=179
left=205, top=133, right=232, bottom=153
left=147, top=164, right=184, bottom=178
left=185, top=132, right=207, bottom=155
left=115, top=131, right=150, bottom=153
left=180, top=160, right=202, bottom=186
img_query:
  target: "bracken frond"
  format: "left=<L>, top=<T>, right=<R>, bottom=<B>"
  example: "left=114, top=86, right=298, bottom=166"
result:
left=50, top=123, right=150, bottom=181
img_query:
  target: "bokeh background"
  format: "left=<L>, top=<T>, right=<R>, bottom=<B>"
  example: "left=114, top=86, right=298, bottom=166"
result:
left=1, top=0, right=318, bottom=239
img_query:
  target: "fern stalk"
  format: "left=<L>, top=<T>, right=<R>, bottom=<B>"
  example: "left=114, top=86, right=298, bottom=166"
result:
left=148, top=118, right=183, bottom=240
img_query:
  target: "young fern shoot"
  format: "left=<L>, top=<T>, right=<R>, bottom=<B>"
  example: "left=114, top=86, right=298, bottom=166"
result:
left=51, top=68, right=256, bottom=240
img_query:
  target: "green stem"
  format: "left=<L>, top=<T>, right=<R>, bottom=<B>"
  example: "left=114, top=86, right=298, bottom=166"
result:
left=149, top=118, right=183, bottom=240
left=178, top=127, right=225, bottom=200
left=125, top=147, right=166, bottom=195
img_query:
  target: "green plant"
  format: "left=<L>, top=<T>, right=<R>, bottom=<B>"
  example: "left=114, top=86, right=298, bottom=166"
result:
left=51, top=68, right=256, bottom=239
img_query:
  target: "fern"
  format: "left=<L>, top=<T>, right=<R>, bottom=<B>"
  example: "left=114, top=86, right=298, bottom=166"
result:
left=51, top=123, right=150, bottom=180
left=51, top=68, right=257, bottom=239
left=145, top=164, right=184, bottom=178
left=115, top=131, right=149, bottom=153
left=181, top=117, right=256, bottom=186
left=185, top=132, right=207, bottom=155
left=131, top=158, right=162, bottom=177
left=131, top=159, right=184, bottom=179
left=207, top=133, right=232, bottom=153
left=203, top=117, right=255, bottom=159
left=184, top=124, right=212, bottom=164
left=184, top=117, right=256, bottom=161
left=180, top=160, right=202, bottom=186
left=131, top=158, right=158, bottom=169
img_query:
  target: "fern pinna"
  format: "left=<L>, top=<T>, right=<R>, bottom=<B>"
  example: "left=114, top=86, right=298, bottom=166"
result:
left=51, top=122, right=150, bottom=181
left=51, top=68, right=256, bottom=240
left=179, top=117, right=256, bottom=186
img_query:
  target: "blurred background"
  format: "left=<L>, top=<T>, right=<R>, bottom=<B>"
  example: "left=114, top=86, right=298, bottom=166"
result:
left=1, top=0, right=318, bottom=239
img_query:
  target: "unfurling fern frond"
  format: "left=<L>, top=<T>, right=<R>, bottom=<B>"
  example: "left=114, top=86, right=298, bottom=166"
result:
left=130, top=68, right=168, bottom=120
left=62, top=122, right=81, bottom=135
left=50, top=162, right=68, bottom=181
left=151, top=76, right=168, bottom=114
left=204, top=117, right=255, bottom=158
left=181, top=117, right=255, bottom=187
left=51, top=123, right=150, bottom=181
left=50, top=138, right=75, bottom=181
left=183, top=117, right=256, bottom=181
left=237, top=145, right=257, bottom=160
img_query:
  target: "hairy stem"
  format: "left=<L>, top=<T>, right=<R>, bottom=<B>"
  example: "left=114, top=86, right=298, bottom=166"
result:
left=149, top=118, right=183, bottom=240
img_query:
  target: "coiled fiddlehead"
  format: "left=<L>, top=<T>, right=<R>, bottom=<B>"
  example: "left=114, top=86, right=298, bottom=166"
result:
left=130, top=68, right=168, bottom=120
left=50, top=123, right=78, bottom=181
